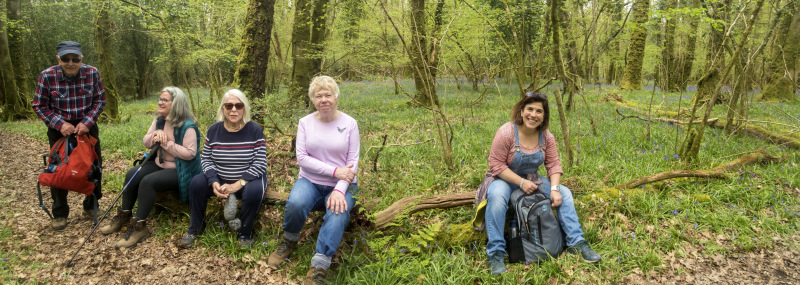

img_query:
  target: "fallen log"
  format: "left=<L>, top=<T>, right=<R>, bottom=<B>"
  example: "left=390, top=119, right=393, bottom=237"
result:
left=614, top=149, right=782, bottom=189
left=373, top=192, right=474, bottom=229
left=606, top=95, right=800, bottom=149
left=616, top=108, right=718, bottom=125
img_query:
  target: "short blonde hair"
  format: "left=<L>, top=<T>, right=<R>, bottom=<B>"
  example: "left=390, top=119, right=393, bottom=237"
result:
left=308, top=76, right=340, bottom=100
left=216, top=89, right=252, bottom=124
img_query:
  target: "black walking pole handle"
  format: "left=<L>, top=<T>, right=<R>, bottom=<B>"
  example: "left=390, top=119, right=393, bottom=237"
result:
left=65, top=143, right=161, bottom=268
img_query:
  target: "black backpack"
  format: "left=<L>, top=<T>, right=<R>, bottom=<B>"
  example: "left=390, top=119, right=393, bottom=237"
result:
left=506, top=189, right=565, bottom=263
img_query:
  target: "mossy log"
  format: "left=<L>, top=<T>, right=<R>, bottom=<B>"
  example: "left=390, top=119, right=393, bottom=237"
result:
left=615, top=149, right=782, bottom=189
left=373, top=192, right=474, bottom=229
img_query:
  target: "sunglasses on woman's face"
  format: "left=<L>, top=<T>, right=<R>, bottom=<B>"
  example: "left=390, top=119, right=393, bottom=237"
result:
left=224, top=103, right=245, bottom=110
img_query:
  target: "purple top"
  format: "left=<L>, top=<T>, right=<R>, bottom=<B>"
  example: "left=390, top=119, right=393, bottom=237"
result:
left=296, top=112, right=360, bottom=192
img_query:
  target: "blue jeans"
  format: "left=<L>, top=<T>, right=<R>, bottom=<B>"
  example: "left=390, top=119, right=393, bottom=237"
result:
left=282, top=178, right=357, bottom=257
left=485, top=174, right=585, bottom=255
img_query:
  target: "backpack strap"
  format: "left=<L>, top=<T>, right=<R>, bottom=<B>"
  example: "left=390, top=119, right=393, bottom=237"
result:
left=36, top=182, right=54, bottom=220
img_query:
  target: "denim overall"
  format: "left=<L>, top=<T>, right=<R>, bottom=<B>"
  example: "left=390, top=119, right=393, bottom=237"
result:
left=484, top=125, right=585, bottom=255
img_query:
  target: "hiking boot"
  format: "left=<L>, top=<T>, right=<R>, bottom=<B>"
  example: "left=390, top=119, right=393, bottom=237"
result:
left=224, top=195, right=238, bottom=222
left=179, top=233, right=197, bottom=249
left=100, top=209, right=131, bottom=235
left=52, top=217, right=67, bottom=231
left=303, top=267, right=328, bottom=285
left=488, top=251, right=506, bottom=274
left=115, top=219, right=150, bottom=249
left=239, top=237, right=254, bottom=249
left=567, top=240, right=602, bottom=263
left=83, top=209, right=95, bottom=219
left=267, top=237, right=298, bottom=268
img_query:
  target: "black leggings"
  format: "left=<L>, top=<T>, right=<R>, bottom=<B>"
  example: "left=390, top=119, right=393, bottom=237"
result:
left=120, top=160, right=179, bottom=221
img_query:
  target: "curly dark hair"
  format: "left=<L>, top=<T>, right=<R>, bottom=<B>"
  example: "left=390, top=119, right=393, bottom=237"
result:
left=510, top=92, right=549, bottom=132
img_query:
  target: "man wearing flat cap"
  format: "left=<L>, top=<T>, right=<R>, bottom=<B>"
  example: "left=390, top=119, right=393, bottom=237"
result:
left=33, top=41, right=106, bottom=231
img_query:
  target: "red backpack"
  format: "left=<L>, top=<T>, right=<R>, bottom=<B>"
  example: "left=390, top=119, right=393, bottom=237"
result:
left=37, top=134, right=100, bottom=219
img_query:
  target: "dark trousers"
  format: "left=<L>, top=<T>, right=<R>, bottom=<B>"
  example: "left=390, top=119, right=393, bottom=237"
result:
left=46, top=120, right=102, bottom=218
left=120, top=160, right=179, bottom=221
left=188, top=174, right=265, bottom=239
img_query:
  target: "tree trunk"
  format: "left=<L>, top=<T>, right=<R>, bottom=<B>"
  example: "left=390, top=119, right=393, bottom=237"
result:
left=550, top=0, right=574, bottom=168
left=409, top=0, right=440, bottom=107
left=234, top=0, right=276, bottom=99
left=309, top=0, right=330, bottom=76
left=94, top=0, right=119, bottom=122
left=0, top=0, right=28, bottom=121
left=758, top=0, right=800, bottom=101
left=560, top=6, right=580, bottom=108
left=683, top=0, right=765, bottom=162
left=288, top=0, right=315, bottom=107
left=676, top=0, right=700, bottom=90
left=692, top=0, right=729, bottom=105
left=605, top=0, right=624, bottom=85
left=661, top=0, right=678, bottom=91
left=619, top=0, right=650, bottom=91
left=6, top=0, right=30, bottom=101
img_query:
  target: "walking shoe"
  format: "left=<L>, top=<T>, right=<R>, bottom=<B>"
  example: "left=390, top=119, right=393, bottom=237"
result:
left=223, top=195, right=237, bottom=222
left=303, top=267, right=328, bottom=285
left=239, top=237, right=254, bottom=249
left=179, top=233, right=197, bottom=249
left=567, top=240, right=602, bottom=263
left=115, top=220, right=150, bottom=249
left=52, top=217, right=67, bottom=231
left=267, top=237, right=298, bottom=268
left=488, top=251, right=506, bottom=274
left=100, top=209, right=131, bottom=235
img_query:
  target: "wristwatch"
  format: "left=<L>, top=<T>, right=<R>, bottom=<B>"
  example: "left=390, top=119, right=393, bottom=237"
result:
left=239, top=179, right=247, bottom=186
left=551, top=185, right=561, bottom=193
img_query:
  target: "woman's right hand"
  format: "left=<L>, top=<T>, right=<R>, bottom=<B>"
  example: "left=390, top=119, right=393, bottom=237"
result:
left=334, top=164, right=356, bottom=184
left=520, top=178, right=538, bottom=194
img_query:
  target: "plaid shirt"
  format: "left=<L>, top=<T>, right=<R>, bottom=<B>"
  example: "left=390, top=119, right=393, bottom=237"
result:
left=33, top=65, right=106, bottom=130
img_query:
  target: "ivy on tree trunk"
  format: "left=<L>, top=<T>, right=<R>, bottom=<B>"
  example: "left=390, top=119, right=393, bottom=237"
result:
left=620, top=0, right=649, bottom=91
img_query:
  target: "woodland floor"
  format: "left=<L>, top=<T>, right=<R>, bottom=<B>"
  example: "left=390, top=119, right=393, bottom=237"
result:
left=1, top=131, right=799, bottom=284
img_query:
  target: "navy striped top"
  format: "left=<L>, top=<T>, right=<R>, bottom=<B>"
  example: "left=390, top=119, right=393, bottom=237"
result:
left=201, top=121, right=268, bottom=185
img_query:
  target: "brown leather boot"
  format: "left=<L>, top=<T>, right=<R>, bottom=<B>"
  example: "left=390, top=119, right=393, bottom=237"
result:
left=115, top=219, right=150, bottom=249
left=267, top=237, right=298, bottom=268
left=100, top=209, right=131, bottom=235
left=303, top=267, right=328, bottom=285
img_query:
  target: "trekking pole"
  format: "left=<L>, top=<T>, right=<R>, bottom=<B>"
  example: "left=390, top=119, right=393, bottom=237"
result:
left=65, top=144, right=160, bottom=267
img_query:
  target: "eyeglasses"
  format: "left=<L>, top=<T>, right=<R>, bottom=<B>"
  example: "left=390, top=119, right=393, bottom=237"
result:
left=224, top=103, right=245, bottom=110
left=59, top=56, right=82, bottom=63
left=158, top=98, right=172, bottom=103
left=525, top=91, right=547, bottom=99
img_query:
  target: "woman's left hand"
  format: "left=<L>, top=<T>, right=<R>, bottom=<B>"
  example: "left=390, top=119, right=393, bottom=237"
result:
left=220, top=182, right=244, bottom=195
left=550, top=191, right=563, bottom=207
left=326, top=191, right=348, bottom=214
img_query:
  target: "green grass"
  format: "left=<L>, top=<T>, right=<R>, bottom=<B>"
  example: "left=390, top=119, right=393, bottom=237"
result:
left=2, top=80, right=799, bottom=284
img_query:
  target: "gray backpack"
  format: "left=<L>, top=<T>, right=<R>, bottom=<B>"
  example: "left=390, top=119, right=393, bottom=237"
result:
left=507, top=189, right=565, bottom=263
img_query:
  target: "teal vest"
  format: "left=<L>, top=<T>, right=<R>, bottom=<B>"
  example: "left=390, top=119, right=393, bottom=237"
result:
left=174, top=119, right=202, bottom=203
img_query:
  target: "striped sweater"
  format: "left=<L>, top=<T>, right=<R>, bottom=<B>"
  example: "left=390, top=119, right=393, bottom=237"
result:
left=201, top=121, right=268, bottom=185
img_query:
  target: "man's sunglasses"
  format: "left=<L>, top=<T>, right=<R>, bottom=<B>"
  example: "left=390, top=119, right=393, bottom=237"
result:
left=224, top=103, right=245, bottom=110
left=59, top=56, right=82, bottom=63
